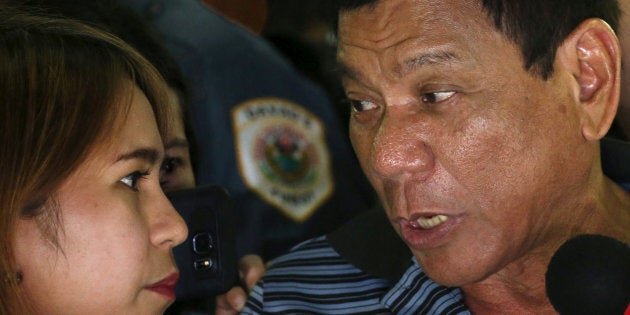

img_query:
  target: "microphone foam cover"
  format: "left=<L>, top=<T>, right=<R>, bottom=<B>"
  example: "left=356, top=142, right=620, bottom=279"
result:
left=545, top=234, right=630, bottom=315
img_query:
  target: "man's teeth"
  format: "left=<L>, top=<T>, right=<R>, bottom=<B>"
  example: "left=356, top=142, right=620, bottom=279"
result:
left=416, top=215, right=449, bottom=229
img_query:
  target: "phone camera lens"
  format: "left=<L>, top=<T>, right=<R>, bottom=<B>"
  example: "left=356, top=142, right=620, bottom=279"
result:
left=192, top=232, right=213, bottom=254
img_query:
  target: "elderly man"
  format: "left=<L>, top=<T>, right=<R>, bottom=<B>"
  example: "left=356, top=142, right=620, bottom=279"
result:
left=237, top=0, right=630, bottom=314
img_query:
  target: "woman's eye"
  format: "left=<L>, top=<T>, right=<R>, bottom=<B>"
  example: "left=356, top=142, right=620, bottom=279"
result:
left=120, top=171, right=148, bottom=191
left=422, top=91, right=455, bottom=104
left=348, top=99, right=377, bottom=112
left=161, top=157, right=182, bottom=175
left=160, top=157, right=183, bottom=188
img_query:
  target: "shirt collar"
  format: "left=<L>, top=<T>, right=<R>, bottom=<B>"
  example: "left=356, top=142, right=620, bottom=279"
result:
left=380, top=258, right=471, bottom=314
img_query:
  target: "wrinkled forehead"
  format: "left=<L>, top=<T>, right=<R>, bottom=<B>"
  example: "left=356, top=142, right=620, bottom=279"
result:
left=337, top=0, right=488, bottom=47
left=336, top=0, right=501, bottom=76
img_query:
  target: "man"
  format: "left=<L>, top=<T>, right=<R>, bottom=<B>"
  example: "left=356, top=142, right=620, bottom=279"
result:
left=242, top=0, right=630, bottom=314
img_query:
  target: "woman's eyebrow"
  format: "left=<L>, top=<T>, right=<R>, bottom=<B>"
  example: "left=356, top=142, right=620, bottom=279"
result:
left=115, top=148, right=161, bottom=165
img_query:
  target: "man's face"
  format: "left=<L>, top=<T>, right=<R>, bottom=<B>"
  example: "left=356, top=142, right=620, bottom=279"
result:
left=339, top=0, right=591, bottom=286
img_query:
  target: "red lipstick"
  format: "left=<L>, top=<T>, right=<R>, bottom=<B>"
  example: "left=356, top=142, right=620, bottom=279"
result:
left=146, top=273, right=178, bottom=301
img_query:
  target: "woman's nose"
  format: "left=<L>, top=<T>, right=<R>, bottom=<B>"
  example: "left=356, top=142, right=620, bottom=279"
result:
left=148, top=189, right=188, bottom=248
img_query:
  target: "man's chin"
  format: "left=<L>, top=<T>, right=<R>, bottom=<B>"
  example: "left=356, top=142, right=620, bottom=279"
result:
left=414, top=253, right=488, bottom=288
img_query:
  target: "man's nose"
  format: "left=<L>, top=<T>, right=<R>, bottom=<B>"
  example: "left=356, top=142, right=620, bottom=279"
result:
left=369, top=110, right=435, bottom=180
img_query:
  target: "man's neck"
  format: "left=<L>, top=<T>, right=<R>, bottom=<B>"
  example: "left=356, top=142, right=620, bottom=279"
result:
left=461, top=258, right=556, bottom=314
left=460, top=177, right=630, bottom=314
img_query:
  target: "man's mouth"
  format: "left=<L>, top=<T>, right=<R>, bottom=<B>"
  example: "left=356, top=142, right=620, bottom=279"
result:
left=411, top=214, right=449, bottom=229
left=398, top=213, right=461, bottom=251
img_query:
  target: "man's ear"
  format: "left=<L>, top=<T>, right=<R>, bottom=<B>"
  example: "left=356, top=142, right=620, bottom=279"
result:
left=557, top=18, right=621, bottom=141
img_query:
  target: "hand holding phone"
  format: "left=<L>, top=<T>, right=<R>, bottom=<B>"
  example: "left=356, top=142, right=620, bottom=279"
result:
left=167, top=185, right=238, bottom=300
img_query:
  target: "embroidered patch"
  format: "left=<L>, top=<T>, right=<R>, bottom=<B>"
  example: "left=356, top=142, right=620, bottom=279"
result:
left=232, top=98, right=333, bottom=222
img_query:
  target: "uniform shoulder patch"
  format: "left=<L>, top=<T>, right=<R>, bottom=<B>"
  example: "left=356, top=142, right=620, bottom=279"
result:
left=232, top=97, right=333, bottom=222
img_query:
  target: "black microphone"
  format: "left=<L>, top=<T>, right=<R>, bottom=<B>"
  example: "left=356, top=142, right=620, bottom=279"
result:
left=545, top=234, right=630, bottom=315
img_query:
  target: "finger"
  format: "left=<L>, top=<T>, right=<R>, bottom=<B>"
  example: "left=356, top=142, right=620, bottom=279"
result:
left=215, top=287, right=247, bottom=314
left=239, top=254, right=265, bottom=291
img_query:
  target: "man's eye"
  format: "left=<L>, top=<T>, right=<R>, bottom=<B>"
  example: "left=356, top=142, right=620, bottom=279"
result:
left=348, top=99, right=378, bottom=112
left=120, top=171, right=148, bottom=191
left=422, top=91, right=455, bottom=104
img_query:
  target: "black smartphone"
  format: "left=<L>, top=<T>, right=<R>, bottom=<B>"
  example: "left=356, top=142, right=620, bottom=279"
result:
left=167, top=185, right=238, bottom=300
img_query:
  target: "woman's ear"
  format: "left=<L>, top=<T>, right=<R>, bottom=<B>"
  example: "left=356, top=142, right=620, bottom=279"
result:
left=557, top=18, right=621, bottom=141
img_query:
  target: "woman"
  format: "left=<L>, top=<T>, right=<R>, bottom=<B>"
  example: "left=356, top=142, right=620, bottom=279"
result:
left=0, top=6, right=188, bottom=314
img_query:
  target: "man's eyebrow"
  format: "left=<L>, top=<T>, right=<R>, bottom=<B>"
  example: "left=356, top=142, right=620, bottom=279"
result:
left=336, top=61, right=364, bottom=82
left=164, top=138, right=189, bottom=150
left=402, top=51, right=460, bottom=74
left=115, top=148, right=161, bottom=165
left=337, top=51, right=460, bottom=81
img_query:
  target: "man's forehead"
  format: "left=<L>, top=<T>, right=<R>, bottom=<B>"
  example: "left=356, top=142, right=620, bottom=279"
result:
left=338, top=0, right=484, bottom=21
left=336, top=0, right=491, bottom=55
left=337, top=0, right=488, bottom=41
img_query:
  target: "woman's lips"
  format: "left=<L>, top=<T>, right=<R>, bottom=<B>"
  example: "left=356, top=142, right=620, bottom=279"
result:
left=398, top=214, right=463, bottom=251
left=146, top=272, right=178, bottom=301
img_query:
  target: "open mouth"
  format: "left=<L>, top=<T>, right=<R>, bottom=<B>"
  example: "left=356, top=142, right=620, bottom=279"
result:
left=411, top=214, right=449, bottom=229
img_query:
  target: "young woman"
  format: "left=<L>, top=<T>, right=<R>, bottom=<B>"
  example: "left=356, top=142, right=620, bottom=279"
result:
left=0, top=7, right=188, bottom=314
